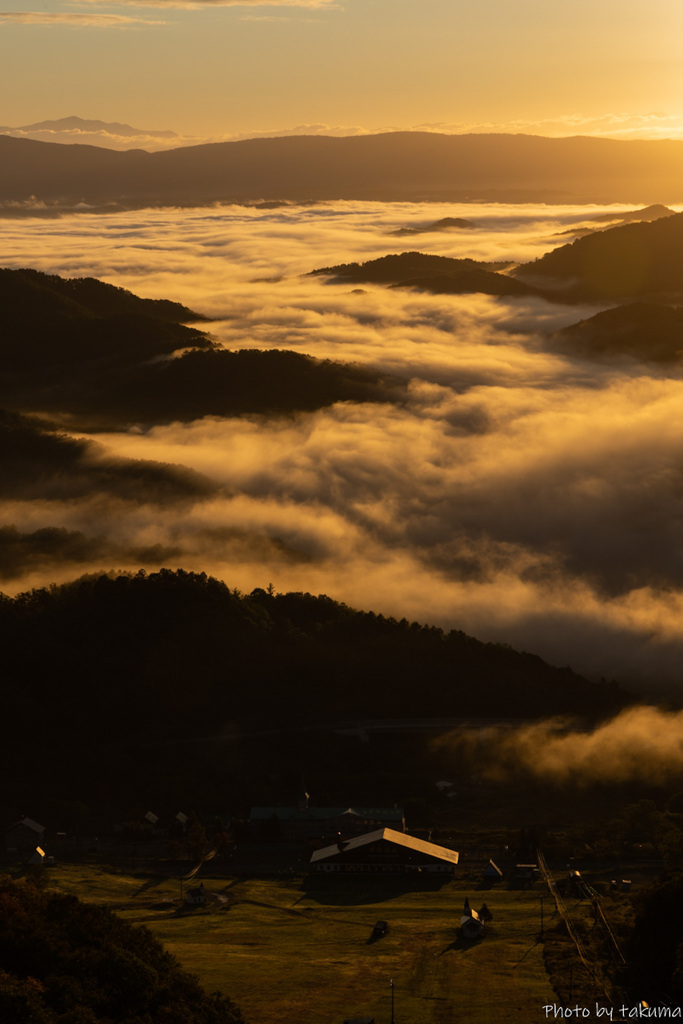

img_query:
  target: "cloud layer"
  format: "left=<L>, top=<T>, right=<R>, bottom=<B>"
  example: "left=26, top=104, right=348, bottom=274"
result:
left=0, top=13, right=166, bottom=26
left=82, top=0, right=336, bottom=7
left=4, top=200, right=683, bottom=694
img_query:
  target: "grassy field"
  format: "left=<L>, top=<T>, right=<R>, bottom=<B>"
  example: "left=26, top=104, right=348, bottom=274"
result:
left=44, top=864, right=557, bottom=1024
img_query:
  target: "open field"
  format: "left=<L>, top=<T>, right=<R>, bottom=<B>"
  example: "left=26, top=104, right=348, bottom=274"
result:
left=43, top=863, right=556, bottom=1024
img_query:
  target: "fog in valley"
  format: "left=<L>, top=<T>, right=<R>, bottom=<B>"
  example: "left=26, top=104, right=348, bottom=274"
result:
left=4, top=200, right=683, bottom=693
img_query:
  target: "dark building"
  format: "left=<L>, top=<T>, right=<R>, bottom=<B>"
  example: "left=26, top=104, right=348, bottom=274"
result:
left=5, top=818, right=46, bottom=855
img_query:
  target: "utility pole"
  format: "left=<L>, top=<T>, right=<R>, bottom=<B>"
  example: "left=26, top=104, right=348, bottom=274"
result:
left=540, top=895, right=545, bottom=938
left=390, top=978, right=395, bottom=1024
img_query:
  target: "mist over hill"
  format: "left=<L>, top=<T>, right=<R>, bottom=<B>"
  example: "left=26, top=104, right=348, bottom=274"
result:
left=0, top=268, right=404, bottom=429
left=2, top=132, right=683, bottom=211
left=309, top=252, right=537, bottom=298
left=552, top=303, right=683, bottom=364
left=312, top=213, right=683, bottom=312
left=514, top=209, right=683, bottom=301
left=6, top=206, right=683, bottom=696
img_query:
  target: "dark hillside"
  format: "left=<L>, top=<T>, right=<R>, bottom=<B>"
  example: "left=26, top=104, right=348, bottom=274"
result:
left=0, top=878, right=245, bottom=1023
left=0, top=267, right=204, bottom=324
left=309, top=251, right=535, bottom=297
left=0, top=268, right=405, bottom=427
left=552, top=302, right=683, bottom=364
left=0, top=410, right=215, bottom=503
left=0, top=267, right=211, bottom=377
left=0, top=570, right=630, bottom=813
left=514, top=211, right=683, bottom=301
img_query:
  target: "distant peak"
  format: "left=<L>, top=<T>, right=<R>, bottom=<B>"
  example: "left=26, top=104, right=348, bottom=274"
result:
left=3, top=116, right=178, bottom=139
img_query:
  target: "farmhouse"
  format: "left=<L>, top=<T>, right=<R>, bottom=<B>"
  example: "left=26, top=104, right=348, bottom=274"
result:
left=310, top=827, right=459, bottom=873
left=186, top=882, right=206, bottom=906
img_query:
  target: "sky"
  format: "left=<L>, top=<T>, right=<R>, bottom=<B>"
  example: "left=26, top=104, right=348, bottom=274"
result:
left=5, top=200, right=683, bottom=696
left=1, top=0, right=683, bottom=144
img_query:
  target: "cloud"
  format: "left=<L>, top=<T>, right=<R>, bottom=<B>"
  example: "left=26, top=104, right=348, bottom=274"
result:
left=0, top=12, right=167, bottom=26
left=0, top=121, right=370, bottom=153
left=80, top=0, right=337, bottom=8
left=0, top=524, right=182, bottom=581
left=435, top=706, right=683, bottom=786
left=413, top=111, right=683, bottom=142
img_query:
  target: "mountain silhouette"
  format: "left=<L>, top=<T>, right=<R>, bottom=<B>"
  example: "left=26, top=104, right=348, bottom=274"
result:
left=514, top=210, right=683, bottom=301
left=552, top=204, right=676, bottom=240
left=2, top=132, right=683, bottom=209
left=0, top=267, right=405, bottom=428
left=0, top=569, right=630, bottom=814
left=309, top=251, right=535, bottom=297
left=0, top=115, right=178, bottom=138
left=586, top=203, right=675, bottom=225
left=552, top=302, right=683, bottom=363
left=390, top=216, right=477, bottom=236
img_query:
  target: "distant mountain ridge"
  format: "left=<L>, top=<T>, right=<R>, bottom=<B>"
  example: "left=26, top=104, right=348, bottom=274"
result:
left=0, top=115, right=179, bottom=151
left=2, top=131, right=683, bottom=209
left=0, top=116, right=178, bottom=138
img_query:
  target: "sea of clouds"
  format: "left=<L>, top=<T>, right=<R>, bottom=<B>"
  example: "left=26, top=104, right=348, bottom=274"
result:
left=4, top=199, right=683, bottom=693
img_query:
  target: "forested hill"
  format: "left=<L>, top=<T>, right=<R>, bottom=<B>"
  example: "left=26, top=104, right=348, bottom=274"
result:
left=0, top=877, right=245, bottom=1024
left=513, top=209, right=683, bottom=301
left=2, top=569, right=627, bottom=730
left=0, top=570, right=632, bottom=816
left=308, top=251, right=536, bottom=298
left=0, top=268, right=404, bottom=428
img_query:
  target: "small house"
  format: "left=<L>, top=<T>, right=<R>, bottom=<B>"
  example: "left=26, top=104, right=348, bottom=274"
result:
left=27, top=846, right=46, bottom=866
left=460, top=908, right=483, bottom=939
left=186, top=882, right=206, bottom=906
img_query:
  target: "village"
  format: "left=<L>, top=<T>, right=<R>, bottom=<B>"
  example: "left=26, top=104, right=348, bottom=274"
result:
left=4, top=780, right=652, bottom=1024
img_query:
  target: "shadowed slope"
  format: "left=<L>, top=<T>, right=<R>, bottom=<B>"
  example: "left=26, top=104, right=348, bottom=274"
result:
left=514, top=211, right=683, bottom=301
left=0, top=268, right=406, bottom=428
left=309, top=251, right=533, bottom=297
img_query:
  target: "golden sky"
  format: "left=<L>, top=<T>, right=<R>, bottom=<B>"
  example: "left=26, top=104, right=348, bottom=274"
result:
left=1, top=0, right=682, bottom=141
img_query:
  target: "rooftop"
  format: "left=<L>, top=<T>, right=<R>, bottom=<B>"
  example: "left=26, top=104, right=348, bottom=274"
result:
left=310, top=827, right=459, bottom=865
